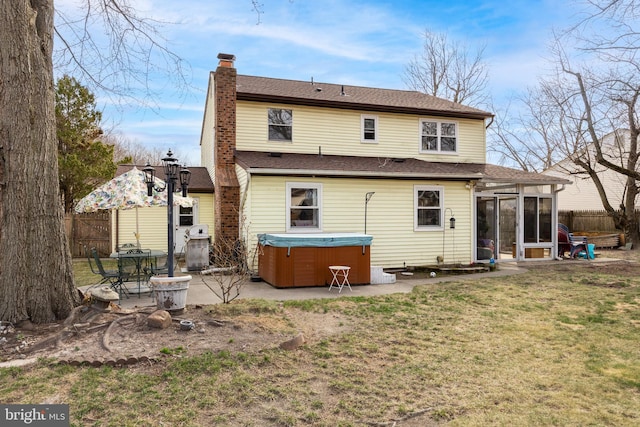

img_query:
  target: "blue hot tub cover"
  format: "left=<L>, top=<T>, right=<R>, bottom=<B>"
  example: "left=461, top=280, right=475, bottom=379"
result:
left=258, top=233, right=372, bottom=248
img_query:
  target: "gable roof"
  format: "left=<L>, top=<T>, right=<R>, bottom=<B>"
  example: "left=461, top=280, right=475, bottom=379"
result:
left=233, top=75, right=493, bottom=120
left=116, top=165, right=214, bottom=193
left=235, top=151, right=569, bottom=185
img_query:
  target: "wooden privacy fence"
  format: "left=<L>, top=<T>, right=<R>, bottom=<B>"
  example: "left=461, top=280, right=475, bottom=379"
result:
left=558, top=210, right=639, bottom=248
left=65, top=212, right=111, bottom=258
left=559, top=210, right=616, bottom=232
left=557, top=210, right=640, bottom=233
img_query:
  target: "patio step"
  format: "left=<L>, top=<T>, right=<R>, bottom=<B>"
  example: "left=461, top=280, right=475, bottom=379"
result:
left=370, top=266, right=396, bottom=284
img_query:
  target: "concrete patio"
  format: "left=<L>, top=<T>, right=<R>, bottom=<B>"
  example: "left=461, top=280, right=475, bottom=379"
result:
left=79, top=254, right=627, bottom=311
left=112, top=263, right=530, bottom=310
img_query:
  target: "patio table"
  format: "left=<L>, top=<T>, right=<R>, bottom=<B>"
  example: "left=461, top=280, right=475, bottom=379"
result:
left=110, top=249, right=166, bottom=296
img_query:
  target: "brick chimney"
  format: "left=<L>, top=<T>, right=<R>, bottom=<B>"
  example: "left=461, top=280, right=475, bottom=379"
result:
left=214, top=53, right=240, bottom=247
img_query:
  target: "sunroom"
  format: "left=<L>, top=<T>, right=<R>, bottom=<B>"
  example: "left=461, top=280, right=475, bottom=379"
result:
left=474, top=167, right=570, bottom=263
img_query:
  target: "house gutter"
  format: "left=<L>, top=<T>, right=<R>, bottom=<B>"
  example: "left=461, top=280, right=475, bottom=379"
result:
left=245, top=168, right=484, bottom=180
left=245, top=168, right=568, bottom=185
left=238, top=93, right=493, bottom=121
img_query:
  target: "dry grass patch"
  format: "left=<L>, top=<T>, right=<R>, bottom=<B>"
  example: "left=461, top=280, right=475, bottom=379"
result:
left=1, top=258, right=640, bottom=425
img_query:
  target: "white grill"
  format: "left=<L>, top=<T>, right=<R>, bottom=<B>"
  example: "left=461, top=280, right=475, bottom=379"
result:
left=185, top=225, right=209, bottom=271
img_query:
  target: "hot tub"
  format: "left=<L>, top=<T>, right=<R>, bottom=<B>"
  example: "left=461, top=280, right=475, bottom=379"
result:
left=257, top=233, right=372, bottom=288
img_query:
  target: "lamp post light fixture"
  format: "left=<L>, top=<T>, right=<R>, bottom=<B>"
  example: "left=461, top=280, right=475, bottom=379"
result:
left=143, top=150, right=191, bottom=277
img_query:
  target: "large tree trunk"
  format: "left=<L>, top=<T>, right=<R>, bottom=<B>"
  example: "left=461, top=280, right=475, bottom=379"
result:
left=0, top=0, right=80, bottom=323
left=623, top=175, right=640, bottom=246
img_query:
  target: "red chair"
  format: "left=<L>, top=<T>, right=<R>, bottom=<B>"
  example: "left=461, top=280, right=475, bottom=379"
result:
left=558, top=224, right=588, bottom=258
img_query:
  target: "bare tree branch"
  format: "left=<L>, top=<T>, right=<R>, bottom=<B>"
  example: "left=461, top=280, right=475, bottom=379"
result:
left=491, top=0, right=640, bottom=244
left=53, top=0, right=193, bottom=110
left=403, top=29, right=489, bottom=108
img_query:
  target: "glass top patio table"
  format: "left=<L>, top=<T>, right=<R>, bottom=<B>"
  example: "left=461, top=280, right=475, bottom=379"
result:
left=110, top=249, right=167, bottom=296
left=110, top=249, right=166, bottom=259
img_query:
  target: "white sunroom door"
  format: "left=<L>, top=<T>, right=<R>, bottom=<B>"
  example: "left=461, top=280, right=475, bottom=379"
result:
left=476, top=197, right=497, bottom=260
left=174, top=200, right=198, bottom=255
left=498, top=197, right=517, bottom=260
left=523, top=196, right=553, bottom=259
left=476, top=196, right=517, bottom=261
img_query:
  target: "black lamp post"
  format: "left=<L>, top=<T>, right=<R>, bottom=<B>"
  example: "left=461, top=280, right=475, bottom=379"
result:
left=143, top=150, right=191, bottom=277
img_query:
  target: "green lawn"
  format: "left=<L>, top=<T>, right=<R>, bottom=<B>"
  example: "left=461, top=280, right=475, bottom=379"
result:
left=73, top=257, right=119, bottom=288
left=2, top=259, right=640, bottom=426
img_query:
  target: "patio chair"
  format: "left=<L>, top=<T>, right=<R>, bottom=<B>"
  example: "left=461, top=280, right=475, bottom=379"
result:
left=87, top=246, right=130, bottom=299
left=117, top=248, right=154, bottom=295
left=143, top=253, right=175, bottom=277
left=558, top=224, right=588, bottom=258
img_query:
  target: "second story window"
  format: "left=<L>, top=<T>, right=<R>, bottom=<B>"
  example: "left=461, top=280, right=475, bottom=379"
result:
left=268, top=108, right=292, bottom=141
left=361, top=115, right=378, bottom=143
left=420, top=120, right=457, bottom=153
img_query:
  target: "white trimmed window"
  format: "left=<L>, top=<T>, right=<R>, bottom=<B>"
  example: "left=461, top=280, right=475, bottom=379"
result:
left=420, top=119, right=457, bottom=153
left=414, top=185, right=444, bottom=230
left=361, top=115, right=378, bottom=143
left=286, top=182, right=322, bottom=232
left=268, top=108, right=293, bottom=141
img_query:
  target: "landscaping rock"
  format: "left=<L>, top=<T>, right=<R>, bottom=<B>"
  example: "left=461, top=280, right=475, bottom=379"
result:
left=147, top=310, right=172, bottom=329
left=279, top=333, right=305, bottom=350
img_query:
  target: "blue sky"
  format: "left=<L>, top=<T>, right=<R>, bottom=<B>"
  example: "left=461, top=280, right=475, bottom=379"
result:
left=59, top=0, right=580, bottom=165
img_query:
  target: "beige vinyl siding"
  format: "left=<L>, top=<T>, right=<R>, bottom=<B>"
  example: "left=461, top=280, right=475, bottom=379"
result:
left=237, top=101, right=486, bottom=163
left=243, top=175, right=473, bottom=270
left=197, top=194, right=215, bottom=235
left=544, top=161, right=626, bottom=211
left=114, top=194, right=215, bottom=252
left=200, top=73, right=215, bottom=171
left=113, top=206, right=168, bottom=252
left=542, top=131, right=632, bottom=211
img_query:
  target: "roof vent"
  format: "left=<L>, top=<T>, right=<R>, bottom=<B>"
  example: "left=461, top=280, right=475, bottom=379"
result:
left=392, top=158, right=406, bottom=163
left=315, top=87, right=322, bottom=92
left=340, top=85, right=346, bottom=96
left=268, top=152, right=282, bottom=157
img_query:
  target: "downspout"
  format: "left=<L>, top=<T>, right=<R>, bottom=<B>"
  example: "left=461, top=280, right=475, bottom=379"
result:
left=239, top=171, right=251, bottom=212
left=553, top=184, right=566, bottom=260
left=239, top=170, right=253, bottom=270
left=485, top=116, right=494, bottom=129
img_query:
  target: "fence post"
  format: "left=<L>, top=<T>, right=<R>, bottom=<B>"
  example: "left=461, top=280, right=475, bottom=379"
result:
left=568, top=210, right=574, bottom=232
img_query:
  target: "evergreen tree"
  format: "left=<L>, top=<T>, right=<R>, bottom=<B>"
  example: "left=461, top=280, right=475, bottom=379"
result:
left=55, top=75, right=116, bottom=213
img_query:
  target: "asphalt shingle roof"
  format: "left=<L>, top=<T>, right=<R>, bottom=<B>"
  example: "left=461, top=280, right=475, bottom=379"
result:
left=235, top=151, right=570, bottom=185
left=235, top=75, right=493, bottom=120
left=116, top=165, right=213, bottom=192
